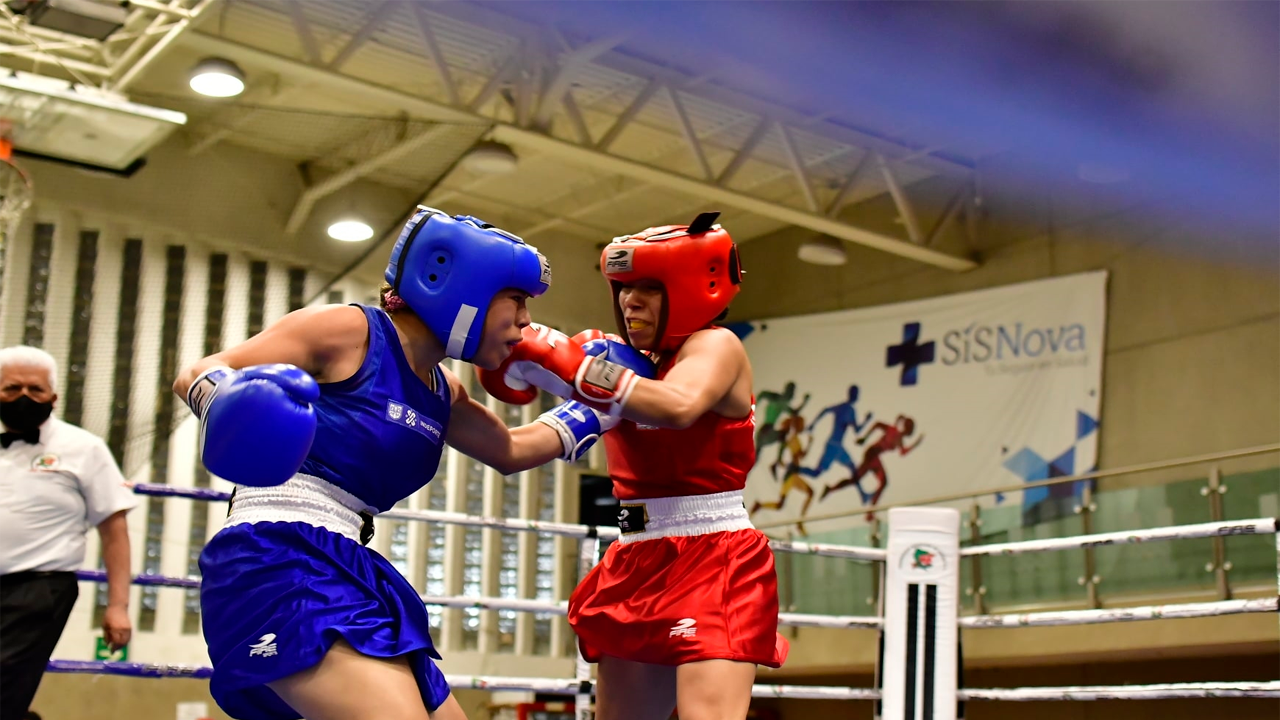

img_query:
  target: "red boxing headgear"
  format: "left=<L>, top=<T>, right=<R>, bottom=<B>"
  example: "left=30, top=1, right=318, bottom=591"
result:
left=600, top=212, right=743, bottom=351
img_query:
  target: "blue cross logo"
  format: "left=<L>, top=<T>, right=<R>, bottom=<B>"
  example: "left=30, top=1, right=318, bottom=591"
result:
left=886, top=322, right=936, bottom=386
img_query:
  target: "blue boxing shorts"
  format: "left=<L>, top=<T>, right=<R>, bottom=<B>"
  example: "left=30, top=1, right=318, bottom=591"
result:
left=198, top=476, right=449, bottom=720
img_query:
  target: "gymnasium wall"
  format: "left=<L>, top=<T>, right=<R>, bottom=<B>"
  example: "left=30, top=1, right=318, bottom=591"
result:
left=729, top=155, right=1280, bottom=483
left=731, top=154, right=1280, bottom=673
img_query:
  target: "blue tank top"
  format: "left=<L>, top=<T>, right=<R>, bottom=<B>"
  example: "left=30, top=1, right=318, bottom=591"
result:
left=298, top=305, right=450, bottom=512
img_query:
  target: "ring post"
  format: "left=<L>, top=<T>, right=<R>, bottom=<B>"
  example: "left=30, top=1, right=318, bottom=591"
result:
left=880, top=507, right=961, bottom=720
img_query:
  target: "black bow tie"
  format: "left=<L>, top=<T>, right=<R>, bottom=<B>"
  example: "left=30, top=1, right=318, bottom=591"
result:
left=1, top=430, right=40, bottom=448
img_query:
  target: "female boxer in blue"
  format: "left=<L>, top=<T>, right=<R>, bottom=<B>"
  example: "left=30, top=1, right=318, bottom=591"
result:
left=172, top=207, right=652, bottom=720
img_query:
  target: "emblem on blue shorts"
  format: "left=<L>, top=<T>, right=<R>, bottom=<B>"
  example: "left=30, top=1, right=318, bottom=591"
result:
left=248, top=633, right=278, bottom=658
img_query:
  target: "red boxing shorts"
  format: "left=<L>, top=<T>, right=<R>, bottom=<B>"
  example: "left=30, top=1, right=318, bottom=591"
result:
left=568, top=490, right=789, bottom=668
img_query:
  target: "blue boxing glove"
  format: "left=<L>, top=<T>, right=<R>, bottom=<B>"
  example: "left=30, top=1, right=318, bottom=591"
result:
left=185, top=364, right=320, bottom=487
left=577, top=335, right=657, bottom=415
left=535, top=400, right=619, bottom=462
left=534, top=335, right=657, bottom=462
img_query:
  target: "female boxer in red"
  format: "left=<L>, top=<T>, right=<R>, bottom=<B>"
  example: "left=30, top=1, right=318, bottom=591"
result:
left=582, top=213, right=785, bottom=720
left=488, top=212, right=787, bottom=720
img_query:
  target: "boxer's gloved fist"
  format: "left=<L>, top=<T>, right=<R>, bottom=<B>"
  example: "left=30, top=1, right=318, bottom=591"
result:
left=526, top=327, right=657, bottom=411
left=476, top=326, right=624, bottom=405
left=533, top=334, right=655, bottom=460
left=477, top=324, right=580, bottom=404
left=485, top=324, right=657, bottom=411
left=475, top=343, right=540, bottom=406
left=535, top=399, right=620, bottom=462
left=186, top=364, right=319, bottom=487
left=572, top=329, right=607, bottom=346
left=574, top=336, right=657, bottom=413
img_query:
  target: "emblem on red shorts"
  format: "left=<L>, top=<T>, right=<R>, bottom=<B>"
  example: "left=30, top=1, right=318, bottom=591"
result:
left=669, top=618, right=697, bottom=638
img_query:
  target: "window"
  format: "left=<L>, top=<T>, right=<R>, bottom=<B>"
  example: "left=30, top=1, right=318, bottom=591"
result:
left=461, top=459, right=485, bottom=649
left=62, top=229, right=98, bottom=426
left=184, top=254, right=226, bottom=634
left=138, top=246, right=185, bottom=632
left=21, top=223, right=54, bottom=347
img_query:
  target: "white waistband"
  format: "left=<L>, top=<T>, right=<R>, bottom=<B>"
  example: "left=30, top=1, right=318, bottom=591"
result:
left=224, top=474, right=374, bottom=544
left=616, top=490, right=753, bottom=544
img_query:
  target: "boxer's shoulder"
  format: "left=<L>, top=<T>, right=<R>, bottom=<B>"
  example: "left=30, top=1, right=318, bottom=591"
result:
left=674, top=326, right=745, bottom=363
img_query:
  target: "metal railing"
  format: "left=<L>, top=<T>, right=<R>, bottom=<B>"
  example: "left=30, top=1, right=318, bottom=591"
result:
left=766, top=443, right=1280, bottom=616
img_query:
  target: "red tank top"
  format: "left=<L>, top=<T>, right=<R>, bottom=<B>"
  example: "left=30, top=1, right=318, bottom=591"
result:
left=604, top=357, right=756, bottom=500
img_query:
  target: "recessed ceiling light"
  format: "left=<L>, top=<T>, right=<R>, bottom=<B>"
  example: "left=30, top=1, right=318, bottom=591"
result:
left=462, top=140, right=519, bottom=174
left=797, top=237, right=847, bottom=266
left=328, top=220, right=374, bottom=242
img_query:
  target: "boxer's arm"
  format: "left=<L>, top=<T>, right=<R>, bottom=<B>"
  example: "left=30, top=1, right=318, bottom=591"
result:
left=172, top=305, right=366, bottom=399
left=442, top=366, right=565, bottom=475
left=617, top=327, right=746, bottom=429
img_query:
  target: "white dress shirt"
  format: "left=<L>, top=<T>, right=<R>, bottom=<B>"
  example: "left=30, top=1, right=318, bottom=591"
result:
left=0, top=418, right=138, bottom=574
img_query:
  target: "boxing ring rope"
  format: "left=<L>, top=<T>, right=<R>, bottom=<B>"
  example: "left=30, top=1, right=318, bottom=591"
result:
left=75, top=568, right=1277, bottom=631
left=957, top=682, right=1280, bottom=701
left=959, top=518, right=1279, bottom=557
left=960, top=597, right=1279, bottom=628
left=130, top=483, right=887, bottom=561
left=50, top=485, right=1280, bottom=710
left=44, top=659, right=1280, bottom=702
left=73, top=569, right=887, bottom=630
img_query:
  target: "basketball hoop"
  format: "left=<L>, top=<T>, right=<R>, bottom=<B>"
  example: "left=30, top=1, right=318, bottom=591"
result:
left=0, top=125, right=34, bottom=243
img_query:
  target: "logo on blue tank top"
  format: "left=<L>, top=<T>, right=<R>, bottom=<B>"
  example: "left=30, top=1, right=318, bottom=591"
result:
left=386, top=400, right=443, bottom=444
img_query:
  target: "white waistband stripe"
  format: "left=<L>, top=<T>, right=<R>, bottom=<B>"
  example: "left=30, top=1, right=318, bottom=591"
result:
left=617, top=490, right=753, bottom=543
left=223, top=474, right=372, bottom=543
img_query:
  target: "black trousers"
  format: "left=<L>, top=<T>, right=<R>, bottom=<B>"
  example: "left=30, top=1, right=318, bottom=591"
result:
left=0, top=571, right=79, bottom=720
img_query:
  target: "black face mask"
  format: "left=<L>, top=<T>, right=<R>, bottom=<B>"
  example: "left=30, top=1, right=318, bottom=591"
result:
left=1, top=395, right=54, bottom=433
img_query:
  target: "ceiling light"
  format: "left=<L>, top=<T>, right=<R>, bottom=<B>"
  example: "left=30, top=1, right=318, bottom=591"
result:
left=797, top=237, right=847, bottom=266
left=461, top=140, right=519, bottom=174
left=189, top=57, right=246, bottom=98
left=328, top=220, right=374, bottom=242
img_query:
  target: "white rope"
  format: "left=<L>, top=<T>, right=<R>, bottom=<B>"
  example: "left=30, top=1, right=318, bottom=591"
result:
left=422, top=594, right=884, bottom=629
left=958, top=681, right=1280, bottom=701
left=961, top=518, right=1278, bottom=557
left=444, top=677, right=885, bottom=701
left=767, top=538, right=887, bottom=562
left=961, top=597, right=1278, bottom=629
left=380, top=507, right=621, bottom=541
left=48, top=662, right=1280, bottom=701
left=383, top=507, right=883, bottom=561
left=751, top=684, right=879, bottom=700
left=447, top=675, right=581, bottom=694
left=779, top=612, right=884, bottom=630
left=422, top=595, right=565, bottom=614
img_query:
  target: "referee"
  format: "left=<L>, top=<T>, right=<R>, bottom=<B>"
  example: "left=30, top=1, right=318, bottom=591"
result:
left=0, top=346, right=137, bottom=720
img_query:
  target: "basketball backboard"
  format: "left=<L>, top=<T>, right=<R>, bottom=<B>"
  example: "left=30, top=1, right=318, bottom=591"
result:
left=0, top=69, right=186, bottom=176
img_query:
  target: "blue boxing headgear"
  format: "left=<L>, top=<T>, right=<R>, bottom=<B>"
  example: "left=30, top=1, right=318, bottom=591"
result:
left=385, top=206, right=551, bottom=361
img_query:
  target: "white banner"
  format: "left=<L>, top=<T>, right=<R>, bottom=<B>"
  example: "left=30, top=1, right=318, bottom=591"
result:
left=741, top=271, right=1107, bottom=534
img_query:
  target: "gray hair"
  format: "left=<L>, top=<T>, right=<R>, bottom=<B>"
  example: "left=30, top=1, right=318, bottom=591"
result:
left=0, top=345, right=58, bottom=393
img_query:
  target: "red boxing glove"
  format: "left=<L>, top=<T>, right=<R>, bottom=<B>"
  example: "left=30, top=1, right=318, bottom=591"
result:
left=475, top=356, right=539, bottom=406
left=572, top=329, right=606, bottom=345
left=477, top=324, right=581, bottom=405
left=477, top=324, right=587, bottom=404
left=490, top=324, right=645, bottom=412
